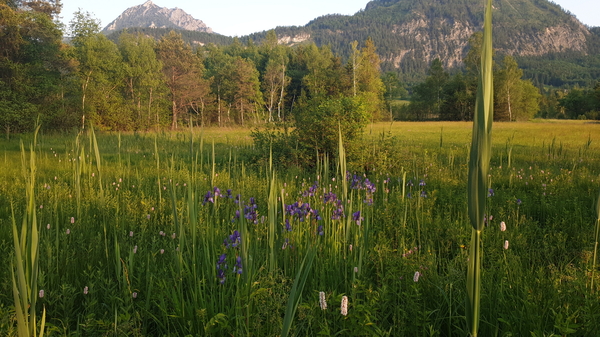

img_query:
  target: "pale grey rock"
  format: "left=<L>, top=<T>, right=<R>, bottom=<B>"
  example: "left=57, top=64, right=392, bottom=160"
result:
left=103, top=0, right=212, bottom=33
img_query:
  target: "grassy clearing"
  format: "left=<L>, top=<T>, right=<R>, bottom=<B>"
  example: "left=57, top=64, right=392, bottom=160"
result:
left=0, top=121, right=599, bottom=336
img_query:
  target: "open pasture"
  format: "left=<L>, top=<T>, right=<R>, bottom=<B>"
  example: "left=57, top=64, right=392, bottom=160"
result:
left=1, top=121, right=600, bottom=336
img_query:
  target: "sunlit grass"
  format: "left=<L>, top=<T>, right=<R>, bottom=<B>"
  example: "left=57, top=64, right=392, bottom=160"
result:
left=0, top=119, right=599, bottom=335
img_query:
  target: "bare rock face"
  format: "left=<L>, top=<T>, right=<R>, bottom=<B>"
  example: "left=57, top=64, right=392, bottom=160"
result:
left=103, top=1, right=212, bottom=33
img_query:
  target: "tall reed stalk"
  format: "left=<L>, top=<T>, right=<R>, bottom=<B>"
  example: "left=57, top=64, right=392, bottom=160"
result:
left=12, top=126, right=46, bottom=337
left=466, top=0, right=493, bottom=336
left=591, top=190, right=600, bottom=292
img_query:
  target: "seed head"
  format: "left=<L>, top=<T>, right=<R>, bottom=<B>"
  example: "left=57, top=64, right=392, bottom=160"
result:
left=340, top=296, right=348, bottom=316
left=319, top=291, right=327, bottom=310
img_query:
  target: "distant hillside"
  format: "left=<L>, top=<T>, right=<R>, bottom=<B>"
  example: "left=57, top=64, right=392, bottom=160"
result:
left=247, top=0, right=600, bottom=86
left=102, top=0, right=212, bottom=34
left=103, top=0, right=600, bottom=87
left=106, top=27, right=234, bottom=46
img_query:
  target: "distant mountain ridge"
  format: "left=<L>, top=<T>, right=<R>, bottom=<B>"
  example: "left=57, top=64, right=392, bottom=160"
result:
left=261, top=0, right=595, bottom=68
left=104, top=0, right=600, bottom=86
left=102, top=0, right=212, bottom=34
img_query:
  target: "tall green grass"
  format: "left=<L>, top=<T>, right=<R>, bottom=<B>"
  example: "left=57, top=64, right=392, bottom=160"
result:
left=12, top=126, right=46, bottom=337
left=592, top=190, right=600, bottom=292
left=0, top=118, right=599, bottom=335
left=466, top=0, right=494, bottom=335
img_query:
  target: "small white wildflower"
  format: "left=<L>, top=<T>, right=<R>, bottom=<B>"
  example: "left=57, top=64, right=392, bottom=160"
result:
left=340, top=296, right=348, bottom=316
left=413, top=271, right=421, bottom=282
left=504, top=240, right=509, bottom=250
left=319, top=291, right=327, bottom=310
left=500, top=221, right=506, bottom=232
left=83, top=286, right=88, bottom=295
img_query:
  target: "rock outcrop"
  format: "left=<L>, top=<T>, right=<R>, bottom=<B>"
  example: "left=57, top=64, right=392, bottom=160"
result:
left=102, top=0, right=212, bottom=33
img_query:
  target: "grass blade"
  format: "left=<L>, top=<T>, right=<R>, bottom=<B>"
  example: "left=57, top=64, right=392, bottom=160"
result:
left=281, top=247, right=316, bottom=337
left=466, top=0, right=494, bottom=336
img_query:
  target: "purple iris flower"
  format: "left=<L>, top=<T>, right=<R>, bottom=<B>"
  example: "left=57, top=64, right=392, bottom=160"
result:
left=352, top=211, right=363, bottom=226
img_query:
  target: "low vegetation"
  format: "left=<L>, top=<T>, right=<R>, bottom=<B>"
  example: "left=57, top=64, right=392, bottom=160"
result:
left=1, top=121, right=599, bottom=336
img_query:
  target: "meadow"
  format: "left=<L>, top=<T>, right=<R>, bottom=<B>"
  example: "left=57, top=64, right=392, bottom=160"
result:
left=1, top=121, right=600, bottom=336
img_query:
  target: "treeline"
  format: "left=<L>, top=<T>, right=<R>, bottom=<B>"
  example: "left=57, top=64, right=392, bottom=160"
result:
left=540, top=84, right=600, bottom=120
left=400, top=33, right=542, bottom=121
left=398, top=31, right=600, bottom=122
left=0, top=2, right=386, bottom=133
left=248, top=0, right=600, bottom=88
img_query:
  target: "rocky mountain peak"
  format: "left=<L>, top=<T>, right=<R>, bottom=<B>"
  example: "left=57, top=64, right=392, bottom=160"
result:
left=102, top=1, right=212, bottom=34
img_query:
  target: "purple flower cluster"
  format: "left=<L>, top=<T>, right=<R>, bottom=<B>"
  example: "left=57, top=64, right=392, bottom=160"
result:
left=364, top=179, right=376, bottom=194
left=406, top=179, right=428, bottom=198
left=213, top=187, right=222, bottom=199
left=204, top=187, right=235, bottom=205
left=302, top=182, right=319, bottom=197
left=349, top=174, right=376, bottom=194
left=286, top=202, right=321, bottom=222
left=217, top=229, right=245, bottom=284
left=323, top=192, right=344, bottom=220
left=284, top=218, right=292, bottom=231
left=203, top=191, right=214, bottom=205
left=244, top=197, right=259, bottom=224
left=217, top=253, right=227, bottom=284
left=331, top=201, right=344, bottom=220
left=323, top=192, right=338, bottom=204
left=233, top=256, right=242, bottom=275
left=224, top=230, right=241, bottom=248
left=352, top=211, right=363, bottom=226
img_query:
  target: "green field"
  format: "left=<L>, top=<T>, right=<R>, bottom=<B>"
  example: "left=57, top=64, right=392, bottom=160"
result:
left=1, top=121, right=600, bottom=336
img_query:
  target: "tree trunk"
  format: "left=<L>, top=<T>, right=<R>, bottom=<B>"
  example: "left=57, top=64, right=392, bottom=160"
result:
left=217, top=85, right=222, bottom=127
left=171, top=100, right=177, bottom=129
left=507, top=87, right=512, bottom=121
left=278, top=65, right=285, bottom=121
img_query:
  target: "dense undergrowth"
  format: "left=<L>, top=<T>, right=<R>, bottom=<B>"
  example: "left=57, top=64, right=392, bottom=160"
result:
left=0, top=122, right=599, bottom=336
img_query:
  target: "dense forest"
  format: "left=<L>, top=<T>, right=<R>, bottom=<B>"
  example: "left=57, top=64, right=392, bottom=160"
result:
left=1, top=0, right=599, bottom=134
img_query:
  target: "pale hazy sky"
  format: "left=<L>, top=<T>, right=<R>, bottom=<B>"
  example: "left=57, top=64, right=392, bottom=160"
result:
left=59, top=0, right=600, bottom=37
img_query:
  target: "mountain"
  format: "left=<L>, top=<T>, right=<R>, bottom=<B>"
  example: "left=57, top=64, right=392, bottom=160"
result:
left=102, top=0, right=212, bottom=34
left=104, top=0, right=600, bottom=87
left=247, top=0, right=600, bottom=85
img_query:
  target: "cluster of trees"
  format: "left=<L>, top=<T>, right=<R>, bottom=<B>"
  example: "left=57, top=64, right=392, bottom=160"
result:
left=0, top=0, right=67, bottom=133
left=541, top=83, right=600, bottom=120
left=0, top=1, right=386, bottom=133
left=403, top=33, right=541, bottom=121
